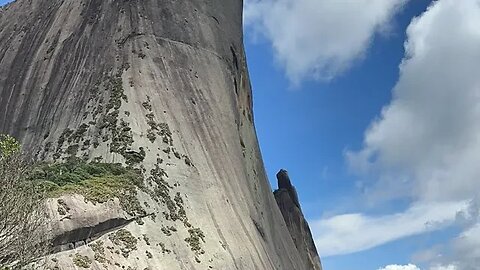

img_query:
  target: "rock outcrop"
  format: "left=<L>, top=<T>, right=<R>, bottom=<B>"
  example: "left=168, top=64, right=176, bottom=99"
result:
left=275, top=170, right=323, bottom=270
left=0, top=0, right=322, bottom=269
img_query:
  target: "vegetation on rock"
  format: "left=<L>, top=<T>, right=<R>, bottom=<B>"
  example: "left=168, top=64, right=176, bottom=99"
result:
left=72, top=253, right=91, bottom=268
left=0, top=134, right=49, bottom=270
left=0, top=134, right=20, bottom=160
left=31, top=159, right=146, bottom=216
left=89, top=240, right=108, bottom=263
left=109, top=229, right=137, bottom=258
left=185, top=228, right=206, bottom=255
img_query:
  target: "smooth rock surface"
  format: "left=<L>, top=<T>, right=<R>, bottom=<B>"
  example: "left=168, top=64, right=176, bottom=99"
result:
left=0, top=0, right=322, bottom=269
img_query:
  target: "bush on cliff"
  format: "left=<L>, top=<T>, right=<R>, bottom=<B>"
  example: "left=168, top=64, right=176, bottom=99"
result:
left=0, top=134, right=49, bottom=269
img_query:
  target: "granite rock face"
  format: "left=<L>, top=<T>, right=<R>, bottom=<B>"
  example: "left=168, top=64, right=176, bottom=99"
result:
left=0, top=0, right=321, bottom=269
left=274, top=170, right=323, bottom=270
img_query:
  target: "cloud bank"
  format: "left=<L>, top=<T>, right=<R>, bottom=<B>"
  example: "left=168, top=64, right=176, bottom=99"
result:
left=378, top=264, right=458, bottom=270
left=313, top=201, right=466, bottom=256
left=346, top=0, right=480, bottom=203
left=244, top=0, right=408, bottom=84
left=378, top=265, right=420, bottom=270
left=430, top=266, right=457, bottom=270
left=344, top=0, right=480, bottom=267
left=309, top=0, right=480, bottom=264
left=245, top=0, right=480, bottom=266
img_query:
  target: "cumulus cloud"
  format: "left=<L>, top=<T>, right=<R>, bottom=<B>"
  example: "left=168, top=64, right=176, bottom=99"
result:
left=446, top=224, right=480, bottom=269
left=245, top=0, right=480, bottom=265
left=429, top=265, right=458, bottom=270
left=343, top=0, right=480, bottom=267
left=455, top=222, right=480, bottom=257
left=244, top=0, right=408, bottom=84
left=410, top=199, right=480, bottom=269
left=377, top=264, right=458, bottom=270
left=346, top=0, right=480, bottom=203
left=313, top=201, right=466, bottom=256
left=378, top=264, right=420, bottom=270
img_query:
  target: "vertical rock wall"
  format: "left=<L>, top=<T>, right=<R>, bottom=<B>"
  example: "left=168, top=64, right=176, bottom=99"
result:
left=0, top=0, right=322, bottom=269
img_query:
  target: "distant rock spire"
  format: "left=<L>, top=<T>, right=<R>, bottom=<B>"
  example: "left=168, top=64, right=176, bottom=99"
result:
left=276, top=169, right=301, bottom=208
left=274, top=169, right=323, bottom=270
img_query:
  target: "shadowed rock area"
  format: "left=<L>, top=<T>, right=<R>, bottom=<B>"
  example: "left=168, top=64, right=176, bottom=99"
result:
left=275, top=170, right=323, bottom=270
left=0, top=0, right=322, bottom=269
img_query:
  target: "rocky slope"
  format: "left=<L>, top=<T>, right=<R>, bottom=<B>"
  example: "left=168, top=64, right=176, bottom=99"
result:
left=275, top=170, right=323, bottom=270
left=0, top=0, right=322, bottom=269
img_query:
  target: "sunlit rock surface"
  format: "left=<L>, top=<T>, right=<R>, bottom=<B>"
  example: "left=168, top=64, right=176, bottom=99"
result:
left=0, top=0, right=322, bottom=269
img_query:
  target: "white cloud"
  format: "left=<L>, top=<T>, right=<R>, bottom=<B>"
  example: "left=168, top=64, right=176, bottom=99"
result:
left=411, top=199, right=480, bottom=269
left=430, top=265, right=457, bottom=270
left=455, top=224, right=480, bottom=258
left=343, top=0, right=480, bottom=267
left=446, top=224, right=480, bottom=269
left=378, top=264, right=420, bottom=270
left=377, top=263, right=458, bottom=270
left=346, top=0, right=480, bottom=203
left=244, top=0, right=408, bottom=84
left=313, top=201, right=466, bottom=256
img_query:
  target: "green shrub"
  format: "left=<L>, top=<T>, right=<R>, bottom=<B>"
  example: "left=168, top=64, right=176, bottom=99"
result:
left=0, top=134, right=20, bottom=160
left=0, top=134, right=49, bottom=269
left=73, top=254, right=91, bottom=268
left=31, top=159, right=145, bottom=216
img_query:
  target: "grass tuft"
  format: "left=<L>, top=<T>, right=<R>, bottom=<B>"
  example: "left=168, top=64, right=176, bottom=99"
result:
left=31, top=159, right=145, bottom=216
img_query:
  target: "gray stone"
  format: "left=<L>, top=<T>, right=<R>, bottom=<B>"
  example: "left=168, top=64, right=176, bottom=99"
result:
left=276, top=169, right=301, bottom=208
left=0, top=0, right=322, bottom=269
left=275, top=169, right=323, bottom=270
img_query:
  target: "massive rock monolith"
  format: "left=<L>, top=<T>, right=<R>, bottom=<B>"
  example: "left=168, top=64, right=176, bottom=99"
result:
left=0, top=0, right=322, bottom=269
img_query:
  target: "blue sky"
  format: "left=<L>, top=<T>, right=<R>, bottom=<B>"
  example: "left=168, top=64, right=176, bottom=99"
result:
left=244, top=1, right=435, bottom=268
left=245, top=0, right=480, bottom=270
left=2, top=0, right=479, bottom=269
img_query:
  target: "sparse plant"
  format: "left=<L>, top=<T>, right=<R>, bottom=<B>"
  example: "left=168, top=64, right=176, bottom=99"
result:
left=31, top=158, right=146, bottom=216
left=0, top=134, right=50, bottom=269
left=72, top=254, right=91, bottom=268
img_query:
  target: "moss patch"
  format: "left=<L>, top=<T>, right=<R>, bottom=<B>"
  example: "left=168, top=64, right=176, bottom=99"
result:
left=32, top=160, right=146, bottom=216
left=89, top=240, right=107, bottom=263
left=73, top=254, right=91, bottom=268
left=109, top=229, right=137, bottom=258
left=185, top=228, right=206, bottom=255
left=91, top=69, right=144, bottom=166
left=57, top=198, right=70, bottom=216
left=123, top=147, right=146, bottom=166
left=158, top=242, right=171, bottom=254
left=142, top=234, right=150, bottom=246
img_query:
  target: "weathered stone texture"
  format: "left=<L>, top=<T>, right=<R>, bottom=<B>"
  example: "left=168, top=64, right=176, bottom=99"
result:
left=0, top=0, right=322, bottom=269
